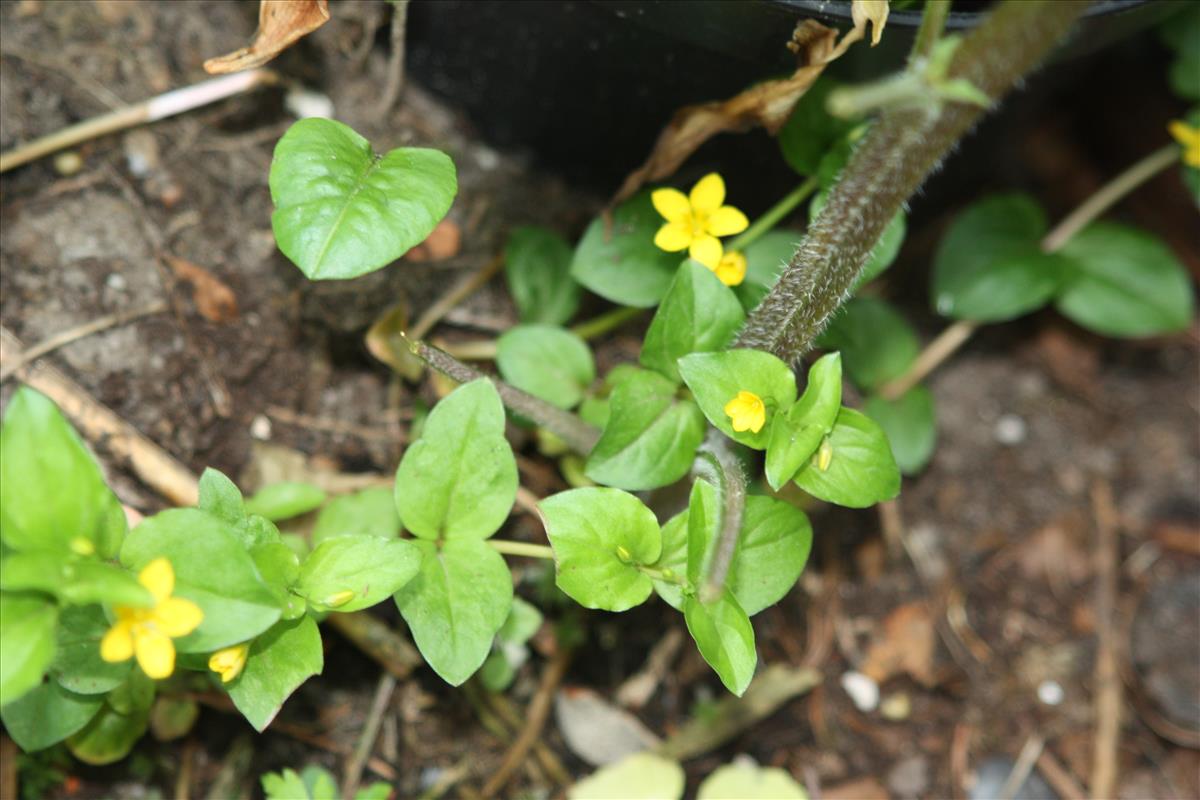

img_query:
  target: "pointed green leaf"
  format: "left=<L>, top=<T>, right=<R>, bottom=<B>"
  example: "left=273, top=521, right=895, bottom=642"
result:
left=496, top=325, right=595, bottom=410
left=394, top=379, right=518, bottom=540
left=540, top=488, right=661, bottom=612
left=640, top=260, right=745, bottom=382
left=0, top=592, right=58, bottom=706
left=679, top=350, right=797, bottom=450
left=244, top=482, right=326, bottom=521
left=570, top=191, right=681, bottom=307
left=684, top=590, right=757, bottom=696
left=51, top=605, right=132, bottom=695
left=269, top=118, right=457, bottom=280
left=794, top=408, right=899, bottom=508
left=228, top=616, right=324, bottom=731
left=765, top=353, right=843, bottom=489
left=298, top=535, right=420, bottom=612
left=730, top=496, right=812, bottom=616
left=312, top=488, right=401, bottom=545
left=864, top=386, right=937, bottom=475
left=505, top=226, right=582, bottom=325
left=197, top=468, right=246, bottom=525
left=0, top=680, right=102, bottom=751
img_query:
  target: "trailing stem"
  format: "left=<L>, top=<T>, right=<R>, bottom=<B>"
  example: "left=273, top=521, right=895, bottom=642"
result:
left=736, top=0, right=1090, bottom=364
left=694, top=432, right=747, bottom=604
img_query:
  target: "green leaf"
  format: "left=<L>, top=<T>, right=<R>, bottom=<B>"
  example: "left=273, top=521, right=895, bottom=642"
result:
left=729, top=496, right=813, bottom=616
left=570, top=191, right=682, bottom=307
left=263, top=767, right=339, bottom=800
left=569, top=752, right=686, bottom=800
left=505, top=226, right=582, bottom=325
left=355, top=783, right=392, bottom=800
left=817, top=297, right=917, bottom=391
left=794, top=408, right=900, bottom=508
left=497, top=596, right=543, bottom=644
left=539, top=488, right=661, bottom=612
left=394, top=378, right=518, bottom=541
left=394, top=539, right=513, bottom=685
left=640, top=260, right=745, bottom=382
left=736, top=230, right=797, bottom=310
left=584, top=368, right=706, bottom=491
left=679, top=350, right=797, bottom=450
left=864, top=386, right=937, bottom=476
left=1, top=387, right=125, bottom=558
left=249, top=541, right=303, bottom=619
left=496, top=325, right=595, bottom=409
left=312, top=488, right=401, bottom=546
left=478, top=650, right=517, bottom=692
left=149, top=696, right=199, bottom=741
left=1055, top=222, right=1194, bottom=337
left=778, top=78, right=855, bottom=176
left=121, top=509, right=282, bottom=652
left=228, top=616, right=324, bottom=731
left=651, top=511, right=689, bottom=610
left=810, top=191, right=905, bottom=288
left=686, top=479, right=719, bottom=586
left=198, top=468, right=246, bottom=525
left=684, top=590, right=757, bottom=696
left=0, top=592, right=58, bottom=706
left=2, top=552, right=149, bottom=608
left=51, top=605, right=131, bottom=695
left=269, top=118, right=457, bottom=280
left=298, top=535, right=420, bottom=612
left=697, top=762, right=808, bottom=799
left=931, top=194, right=1066, bottom=322
left=244, top=482, right=326, bottom=521
left=66, top=702, right=149, bottom=765
left=0, top=680, right=102, bottom=751
left=765, top=352, right=843, bottom=490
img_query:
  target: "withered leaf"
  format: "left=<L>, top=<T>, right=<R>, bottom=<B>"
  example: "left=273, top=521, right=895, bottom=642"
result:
left=204, top=0, right=330, bottom=75
left=165, top=255, right=238, bottom=323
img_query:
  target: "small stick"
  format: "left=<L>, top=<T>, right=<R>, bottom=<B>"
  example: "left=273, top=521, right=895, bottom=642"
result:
left=266, top=405, right=406, bottom=443
left=342, top=673, right=397, bottom=800
left=1089, top=481, right=1122, bottom=800
left=480, top=648, right=572, bottom=797
left=998, top=733, right=1045, bottom=800
left=0, top=70, right=276, bottom=173
left=615, top=627, right=684, bottom=709
left=408, top=255, right=504, bottom=342
left=0, top=302, right=169, bottom=382
left=0, top=735, right=17, bottom=800
left=1036, top=748, right=1087, bottom=800
left=377, top=0, right=410, bottom=116
left=481, top=691, right=573, bottom=786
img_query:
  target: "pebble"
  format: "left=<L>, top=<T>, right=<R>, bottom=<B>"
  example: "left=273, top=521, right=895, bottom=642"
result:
left=887, top=755, right=930, bottom=799
left=880, top=691, right=912, bottom=720
left=841, top=671, right=879, bottom=712
left=250, top=414, right=272, bottom=440
left=1037, top=680, right=1064, bottom=706
left=285, top=87, right=335, bottom=120
left=53, top=150, right=83, bottom=176
left=994, top=413, right=1027, bottom=445
left=106, top=273, right=127, bottom=291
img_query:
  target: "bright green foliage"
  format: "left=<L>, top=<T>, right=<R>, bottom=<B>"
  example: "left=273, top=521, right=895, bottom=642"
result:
left=244, top=482, right=326, bottom=521
left=698, top=762, right=809, bottom=799
left=640, top=260, right=745, bottom=382
left=394, top=539, right=513, bottom=686
left=679, top=350, right=798, bottom=450
left=228, top=616, right=323, bottom=731
left=0, top=680, right=102, bottom=752
left=585, top=368, right=706, bottom=490
left=496, top=325, right=595, bottom=409
left=505, top=226, right=582, bottom=325
left=810, top=190, right=906, bottom=288
left=685, top=479, right=720, bottom=586
left=778, top=77, right=856, bottom=175
left=1, top=387, right=125, bottom=558
left=931, top=194, right=1066, bottom=322
left=684, top=590, right=756, bottom=696
left=865, top=387, right=937, bottom=476
left=570, top=191, right=682, bottom=307
left=1055, top=222, right=1194, bottom=337
left=121, top=509, right=282, bottom=652
left=794, top=408, right=900, bottom=508
left=261, top=766, right=389, bottom=800
left=818, top=297, right=917, bottom=391
left=198, top=468, right=246, bottom=525
left=539, top=488, right=661, bottom=612
left=569, top=752, right=686, bottom=800
left=650, top=512, right=689, bottom=610
left=269, top=118, right=457, bottom=280
left=297, top=535, right=420, bottom=612
left=2, top=553, right=150, bottom=608
left=52, top=606, right=132, bottom=695
left=0, top=593, right=58, bottom=706
left=479, top=596, right=544, bottom=692
left=312, top=488, right=401, bottom=545
left=765, top=353, right=843, bottom=489
left=394, top=378, right=518, bottom=540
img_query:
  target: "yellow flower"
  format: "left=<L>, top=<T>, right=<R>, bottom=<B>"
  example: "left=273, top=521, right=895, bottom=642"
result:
left=1169, top=120, right=1200, bottom=168
left=100, top=557, right=203, bottom=680
left=713, top=250, right=747, bottom=287
left=652, top=173, right=749, bottom=270
left=724, top=390, right=766, bottom=434
left=208, top=643, right=250, bottom=683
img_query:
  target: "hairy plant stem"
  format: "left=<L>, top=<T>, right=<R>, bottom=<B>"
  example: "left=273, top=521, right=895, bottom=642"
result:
left=736, top=0, right=1089, bottom=364
left=878, top=141, right=1178, bottom=400
left=727, top=177, right=819, bottom=252
left=409, top=338, right=600, bottom=454
left=693, top=432, right=747, bottom=604
left=488, top=540, right=555, bottom=559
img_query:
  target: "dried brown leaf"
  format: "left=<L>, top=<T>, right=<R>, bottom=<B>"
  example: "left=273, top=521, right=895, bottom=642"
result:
left=365, top=301, right=425, bottom=382
left=860, top=602, right=938, bottom=687
left=165, top=255, right=238, bottom=323
left=204, top=0, right=330, bottom=75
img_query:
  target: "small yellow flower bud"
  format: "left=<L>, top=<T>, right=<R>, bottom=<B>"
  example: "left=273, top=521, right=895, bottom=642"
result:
left=208, top=643, right=250, bottom=683
left=322, top=590, right=356, bottom=608
left=661, top=568, right=675, bottom=581
left=615, top=545, right=632, bottom=562
left=69, top=536, right=95, bottom=556
left=816, top=439, right=834, bottom=472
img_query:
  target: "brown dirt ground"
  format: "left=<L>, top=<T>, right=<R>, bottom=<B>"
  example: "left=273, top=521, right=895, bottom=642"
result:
left=1, top=2, right=1198, bottom=799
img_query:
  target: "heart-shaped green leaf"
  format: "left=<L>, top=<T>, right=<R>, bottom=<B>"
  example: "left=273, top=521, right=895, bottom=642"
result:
left=640, top=260, right=745, bottom=383
left=228, top=616, right=323, bottom=731
left=794, top=408, right=899, bottom=508
left=66, top=701, right=148, bottom=765
left=496, top=325, right=595, bottom=410
left=270, top=118, right=457, bottom=280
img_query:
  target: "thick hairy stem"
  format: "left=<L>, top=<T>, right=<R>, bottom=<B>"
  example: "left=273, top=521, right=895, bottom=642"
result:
left=410, top=339, right=601, bottom=454
left=737, top=0, right=1089, bottom=363
left=694, top=432, right=747, bottom=604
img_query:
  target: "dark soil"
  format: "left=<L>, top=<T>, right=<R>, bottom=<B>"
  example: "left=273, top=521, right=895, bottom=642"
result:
left=1, top=2, right=1198, bottom=799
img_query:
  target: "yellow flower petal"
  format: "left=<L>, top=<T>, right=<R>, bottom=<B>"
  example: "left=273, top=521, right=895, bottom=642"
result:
left=724, top=390, right=766, bottom=434
left=654, top=221, right=693, bottom=252
left=689, top=235, right=723, bottom=270
left=135, top=629, right=176, bottom=679
left=651, top=188, right=691, bottom=223
left=714, top=251, right=747, bottom=287
left=138, top=557, right=175, bottom=603
left=689, top=173, right=726, bottom=214
left=100, top=620, right=135, bottom=663
left=1168, top=120, right=1200, bottom=168
left=208, top=643, right=250, bottom=683
left=705, top=206, right=750, bottom=237
left=154, top=596, right=204, bottom=638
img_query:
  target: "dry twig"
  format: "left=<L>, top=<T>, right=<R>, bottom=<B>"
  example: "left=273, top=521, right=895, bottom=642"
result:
left=1089, top=481, right=1122, bottom=799
left=342, top=674, right=397, bottom=800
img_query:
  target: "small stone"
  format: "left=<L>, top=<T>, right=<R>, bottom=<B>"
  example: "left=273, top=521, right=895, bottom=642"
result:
left=994, top=413, right=1027, bottom=445
left=106, top=273, right=127, bottom=291
left=250, top=415, right=272, bottom=440
left=887, top=755, right=930, bottom=800
left=1037, top=680, right=1064, bottom=706
left=880, top=691, right=912, bottom=720
left=53, top=150, right=83, bottom=176
left=841, top=671, right=879, bottom=712
left=285, top=87, right=335, bottom=120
